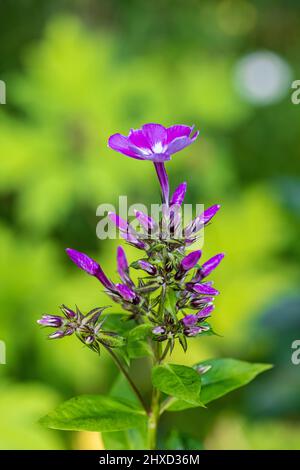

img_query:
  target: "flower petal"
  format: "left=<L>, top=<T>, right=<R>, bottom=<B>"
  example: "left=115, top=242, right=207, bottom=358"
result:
left=142, top=123, right=167, bottom=153
left=166, top=132, right=199, bottom=155
left=166, top=125, right=194, bottom=143
left=108, top=133, right=144, bottom=159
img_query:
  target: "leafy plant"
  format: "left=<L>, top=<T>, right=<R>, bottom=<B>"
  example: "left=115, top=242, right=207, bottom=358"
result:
left=38, top=123, right=271, bottom=449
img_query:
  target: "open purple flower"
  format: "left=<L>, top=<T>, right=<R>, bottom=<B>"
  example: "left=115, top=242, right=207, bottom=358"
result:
left=108, top=123, right=199, bottom=163
left=108, top=124, right=199, bottom=205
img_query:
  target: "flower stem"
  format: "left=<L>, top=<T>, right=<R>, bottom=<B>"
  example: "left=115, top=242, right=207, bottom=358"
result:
left=104, top=345, right=149, bottom=414
left=147, top=386, right=161, bottom=450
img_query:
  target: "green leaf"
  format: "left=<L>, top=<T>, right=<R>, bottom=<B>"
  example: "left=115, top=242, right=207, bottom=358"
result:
left=102, top=427, right=147, bottom=450
left=103, top=374, right=148, bottom=450
left=199, top=358, right=273, bottom=405
left=40, top=395, right=147, bottom=432
left=127, top=324, right=153, bottom=359
left=166, top=358, right=272, bottom=412
left=164, top=430, right=204, bottom=450
left=152, top=364, right=203, bottom=405
left=165, top=288, right=178, bottom=318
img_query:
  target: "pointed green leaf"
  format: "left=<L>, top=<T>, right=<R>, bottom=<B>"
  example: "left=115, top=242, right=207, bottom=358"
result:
left=152, top=364, right=203, bottom=405
left=40, top=395, right=147, bottom=432
left=166, top=358, right=272, bottom=412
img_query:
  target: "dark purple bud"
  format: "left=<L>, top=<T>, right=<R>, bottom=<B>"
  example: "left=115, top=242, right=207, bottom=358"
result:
left=64, top=327, right=75, bottom=336
left=170, top=182, right=187, bottom=207
left=85, top=335, right=95, bottom=345
left=185, top=325, right=209, bottom=337
left=196, top=253, right=225, bottom=280
left=182, top=314, right=198, bottom=327
left=181, top=250, right=202, bottom=271
left=37, top=315, right=63, bottom=328
left=138, top=260, right=157, bottom=275
left=190, top=283, right=220, bottom=296
left=154, top=162, right=169, bottom=205
left=66, top=248, right=114, bottom=290
left=115, top=283, right=137, bottom=302
left=152, top=326, right=166, bottom=335
left=48, top=330, right=65, bottom=339
left=60, top=305, right=76, bottom=319
left=134, top=210, right=157, bottom=231
left=195, top=364, right=212, bottom=375
left=197, top=304, right=215, bottom=320
left=184, top=326, right=203, bottom=337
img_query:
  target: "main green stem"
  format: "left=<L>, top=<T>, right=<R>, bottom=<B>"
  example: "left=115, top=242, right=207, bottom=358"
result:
left=148, top=385, right=161, bottom=450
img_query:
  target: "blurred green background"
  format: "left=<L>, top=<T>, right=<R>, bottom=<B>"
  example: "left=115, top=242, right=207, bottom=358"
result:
left=0, top=0, right=300, bottom=450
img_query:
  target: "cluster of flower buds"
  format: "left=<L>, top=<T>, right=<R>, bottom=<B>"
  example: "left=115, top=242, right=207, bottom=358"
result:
left=38, top=305, right=125, bottom=353
left=38, top=123, right=224, bottom=356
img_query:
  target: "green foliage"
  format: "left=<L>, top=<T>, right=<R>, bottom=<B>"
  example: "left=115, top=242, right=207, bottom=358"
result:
left=40, top=395, right=147, bottom=432
left=152, top=364, right=203, bottom=405
left=166, top=359, right=272, bottom=412
left=127, top=324, right=153, bottom=359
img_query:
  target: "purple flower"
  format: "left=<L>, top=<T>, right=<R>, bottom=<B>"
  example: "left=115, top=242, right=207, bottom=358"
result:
left=170, top=182, right=187, bottom=207
left=152, top=326, right=166, bottom=335
left=197, top=304, right=215, bottom=320
left=134, top=210, right=157, bottom=231
left=189, top=282, right=220, bottom=296
left=185, top=204, right=221, bottom=236
left=115, top=283, right=138, bottom=303
left=181, top=250, right=202, bottom=271
left=138, top=260, right=157, bottom=275
left=37, top=315, right=64, bottom=328
left=182, top=314, right=198, bottom=327
left=66, top=248, right=114, bottom=290
left=195, top=253, right=225, bottom=280
left=108, top=123, right=199, bottom=163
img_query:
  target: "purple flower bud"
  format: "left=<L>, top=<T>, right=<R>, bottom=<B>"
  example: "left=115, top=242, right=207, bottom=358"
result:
left=37, top=315, right=64, bottom=327
left=195, top=364, right=212, bottom=375
left=152, top=326, right=166, bottom=335
left=190, top=283, right=220, bottom=296
left=48, top=330, right=65, bottom=339
left=190, top=296, right=214, bottom=308
left=60, top=305, right=76, bottom=319
left=85, top=335, right=95, bottom=345
left=116, top=246, right=131, bottom=284
left=185, top=204, right=221, bottom=236
left=138, top=260, right=157, bottom=275
left=121, top=231, right=147, bottom=250
left=66, top=248, right=114, bottom=290
left=182, top=314, right=198, bottom=327
left=115, top=283, right=137, bottom=302
left=108, top=212, right=129, bottom=232
left=134, top=210, right=157, bottom=231
left=195, top=253, right=225, bottom=280
left=184, top=326, right=203, bottom=337
left=185, top=325, right=210, bottom=337
left=197, top=304, right=215, bottom=320
left=170, top=182, right=187, bottom=207
left=181, top=250, right=202, bottom=271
